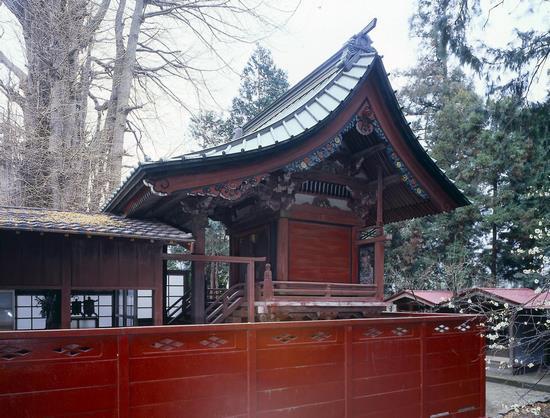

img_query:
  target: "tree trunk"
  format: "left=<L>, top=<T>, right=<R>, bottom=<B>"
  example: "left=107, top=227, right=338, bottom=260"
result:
left=491, top=178, right=498, bottom=286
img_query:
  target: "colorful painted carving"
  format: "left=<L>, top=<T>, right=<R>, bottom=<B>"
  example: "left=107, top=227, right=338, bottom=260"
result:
left=284, top=135, right=343, bottom=173
left=348, top=102, right=429, bottom=199
left=183, top=99, right=428, bottom=202
left=187, top=174, right=267, bottom=201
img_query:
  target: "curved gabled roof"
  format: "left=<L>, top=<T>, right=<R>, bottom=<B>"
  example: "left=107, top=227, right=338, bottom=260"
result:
left=103, top=20, right=468, bottom=221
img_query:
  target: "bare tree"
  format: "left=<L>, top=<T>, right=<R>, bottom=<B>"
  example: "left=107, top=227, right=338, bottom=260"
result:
left=0, top=0, right=293, bottom=210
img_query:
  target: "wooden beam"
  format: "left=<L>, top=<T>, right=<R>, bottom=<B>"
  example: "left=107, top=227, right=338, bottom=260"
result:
left=351, top=142, right=386, bottom=160
left=161, top=253, right=266, bottom=263
left=355, top=234, right=391, bottom=245
left=191, top=222, right=206, bottom=324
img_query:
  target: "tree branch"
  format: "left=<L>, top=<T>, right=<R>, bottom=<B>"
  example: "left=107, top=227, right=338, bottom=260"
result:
left=0, top=51, right=27, bottom=81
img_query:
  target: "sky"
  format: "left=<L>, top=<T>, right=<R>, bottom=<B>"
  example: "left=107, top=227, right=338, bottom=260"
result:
left=0, top=0, right=548, bottom=174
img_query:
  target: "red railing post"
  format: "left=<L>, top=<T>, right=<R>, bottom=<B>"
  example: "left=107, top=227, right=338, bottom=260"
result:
left=344, top=325, right=353, bottom=418
left=263, top=263, right=274, bottom=300
left=247, top=261, right=255, bottom=322
left=118, top=334, right=130, bottom=418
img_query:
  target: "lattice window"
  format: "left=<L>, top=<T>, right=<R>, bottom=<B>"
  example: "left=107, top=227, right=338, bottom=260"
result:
left=392, top=327, right=409, bottom=336
left=16, top=293, right=47, bottom=330
left=200, top=336, right=228, bottom=348
left=363, top=328, right=382, bottom=338
left=71, top=293, right=113, bottom=328
left=137, top=290, right=153, bottom=320
left=311, top=331, right=331, bottom=342
left=456, top=323, right=471, bottom=332
left=53, top=344, right=92, bottom=357
left=151, top=338, right=184, bottom=351
left=0, top=345, right=31, bottom=361
left=434, top=324, right=450, bottom=333
left=273, top=334, right=298, bottom=344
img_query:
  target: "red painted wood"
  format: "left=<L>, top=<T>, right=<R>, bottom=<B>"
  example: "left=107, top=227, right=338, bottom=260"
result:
left=0, top=231, right=163, bottom=290
left=288, top=221, right=351, bottom=283
left=276, top=218, right=289, bottom=281
left=0, top=314, right=485, bottom=418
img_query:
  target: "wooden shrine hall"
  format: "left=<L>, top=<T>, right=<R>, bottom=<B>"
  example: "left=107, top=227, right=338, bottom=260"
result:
left=101, top=19, right=469, bottom=326
left=0, top=21, right=487, bottom=418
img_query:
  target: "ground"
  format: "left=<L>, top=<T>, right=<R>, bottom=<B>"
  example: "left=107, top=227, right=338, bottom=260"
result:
left=487, top=382, right=550, bottom=417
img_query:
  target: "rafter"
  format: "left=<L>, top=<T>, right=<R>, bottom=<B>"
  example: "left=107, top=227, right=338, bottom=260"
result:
left=351, top=142, right=386, bottom=160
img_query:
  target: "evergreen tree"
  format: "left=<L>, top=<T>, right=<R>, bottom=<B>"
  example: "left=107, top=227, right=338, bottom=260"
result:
left=189, top=111, right=232, bottom=149
left=189, top=45, right=289, bottom=147
left=386, top=1, right=549, bottom=291
left=228, top=45, right=290, bottom=132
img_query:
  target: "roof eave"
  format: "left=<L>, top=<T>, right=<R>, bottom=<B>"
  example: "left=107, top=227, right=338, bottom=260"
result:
left=371, top=61, right=471, bottom=209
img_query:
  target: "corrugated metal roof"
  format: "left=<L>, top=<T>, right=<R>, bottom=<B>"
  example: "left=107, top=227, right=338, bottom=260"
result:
left=180, top=53, right=375, bottom=160
left=0, top=206, right=193, bottom=243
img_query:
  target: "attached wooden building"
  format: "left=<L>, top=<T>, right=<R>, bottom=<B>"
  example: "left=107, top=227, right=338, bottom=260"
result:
left=0, top=207, right=191, bottom=330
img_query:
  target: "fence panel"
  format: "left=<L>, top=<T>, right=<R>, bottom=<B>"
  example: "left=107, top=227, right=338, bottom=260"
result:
left=0, top=315, right=484, bottom=418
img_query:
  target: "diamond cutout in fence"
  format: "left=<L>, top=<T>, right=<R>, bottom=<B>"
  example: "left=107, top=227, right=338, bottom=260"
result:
left=363, top=328, right=383, bottom=338
left=151, top=338, right=184, bottom=351
left=199, top=336, right=228, bottom=348
left=456, top=323, right=471, bottom=332
left=311, top=331, right=331, bottom=342
left=53, top=344, right=93, bottom=357
left=0, top=345, right=31, bottom=361
left=392, top=327, right=409, bottom=336
left=273, top=333, right=298, bottom=344
left=434, top=325, right=450, bottom=333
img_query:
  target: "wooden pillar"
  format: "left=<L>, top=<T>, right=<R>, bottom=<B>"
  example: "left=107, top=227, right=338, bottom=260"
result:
left=374, top=167, right=385, bottom=300
left=247, top=261, right=256, bottom=322
left=276, top=217, right=288, bottom=281
left=60, top=238, right=71, bottom=329
left=153, top=245, right=163, bottom=326
left=229, top=235, right=239, bottom=287
left=191, top=216, right=207, bottom=324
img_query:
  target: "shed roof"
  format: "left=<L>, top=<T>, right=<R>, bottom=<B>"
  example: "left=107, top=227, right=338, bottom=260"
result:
left=0, top=206, right=193, bottom=243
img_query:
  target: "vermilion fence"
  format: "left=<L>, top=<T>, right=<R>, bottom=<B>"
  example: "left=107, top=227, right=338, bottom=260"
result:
left=0, top=314, right=485, bottom=418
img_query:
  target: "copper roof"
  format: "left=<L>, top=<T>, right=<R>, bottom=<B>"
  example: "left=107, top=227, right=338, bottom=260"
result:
left=463, top=287, right=550, bottom=309
left=0, top=206, right=193, bottom=243
left=385, top=290, right=453, bottom=306
left=387, top=288, right=550, bottom=310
